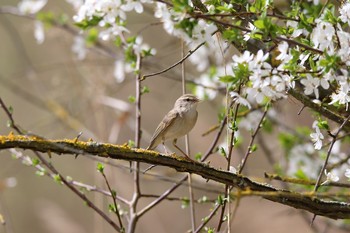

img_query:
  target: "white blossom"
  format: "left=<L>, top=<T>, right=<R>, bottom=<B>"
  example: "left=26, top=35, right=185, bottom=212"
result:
left=308, top=0, right=319, bottom=5
left=300, top=74, right=321, bottom=99
left=339, top=2, right=350, bottom=25
left=230, top=92, right=251, bottom=109
left=232, top=50, right=254, bottom=64
left=310, top=121, right=324, bottom=150
left=286, top=20, right=305, bottom=38
left=99, top=25, right=129, bottom=41
left=195, top=74, right=218, bottom=100
left=276, top=42, right=290, bottom=61
left=18, top=0, right=47, bottom=14
left=243, top=22, right=256, bottom=41
left=73, top=0, right=138, bottom=41
left=4, top=177, right=17, bottom=188
left=337, top=30, right=350, bottom=66
left=311, top=20, right=335, bottom=53
left=231, top=50, right=290, bottom=104
left=229, top=166, right=237, bottom=174
left=287, top=143, right=320, bottom=179
left=329, top=81, right=350, bottom=110
left=154, top=2, right=189, bottom=41
left=155, top=3, right=216, bottom=45
left=34, top=20, right=44, bottom=44
left=322, top=169, right=339, bottom=185
left=114, top=60, right=126, bottom=83
left=65, top=0, right=83, bottom=10
left=191, top=20, right=217, bottom=44
left=239, top=111, right=264, bottom=131
left=71, top=36, right=87, bottom=60
left=122, top=0, right=144, bottom=13
left=345, top=168, right=350, bottom=179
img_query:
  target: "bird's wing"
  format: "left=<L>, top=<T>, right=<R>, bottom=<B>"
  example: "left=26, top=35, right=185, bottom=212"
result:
left=147, top=109, right=178, bottom=150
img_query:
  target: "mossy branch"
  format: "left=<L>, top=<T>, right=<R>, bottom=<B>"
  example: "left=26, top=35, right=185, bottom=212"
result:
left=1, top=134, right=350, bottom=219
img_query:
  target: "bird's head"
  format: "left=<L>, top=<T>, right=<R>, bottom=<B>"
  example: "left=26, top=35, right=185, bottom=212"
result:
left=174, top=94, right=200, bottom=111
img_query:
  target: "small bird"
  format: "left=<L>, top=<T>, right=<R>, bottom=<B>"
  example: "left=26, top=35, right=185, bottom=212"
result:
left=147, top=94, right=200, bottom=159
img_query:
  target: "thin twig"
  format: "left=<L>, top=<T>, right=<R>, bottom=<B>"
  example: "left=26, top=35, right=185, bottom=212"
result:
left=314, top=114, right=350, bottom=191
left=217, top=99, right=240, bottom=232
left=128, top=54, right=143, bottom=233
left=0, top=97, right=122, bottom=232
left=142, top=42, right=205, bottom=79
left=194, top=204, right=221, bottom=233
left=0, top=98, right=23, bottom=134
left=238, top=109, right=268, bottom=174
left=99, top=169, right=125, bottom=231
left=181, top=39, right=196, bottom=232
left=141, top=194, right=215, bottom=203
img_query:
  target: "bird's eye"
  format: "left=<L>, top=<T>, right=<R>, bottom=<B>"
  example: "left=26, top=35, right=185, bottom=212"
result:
left=186, top=98, right=190, bottom=101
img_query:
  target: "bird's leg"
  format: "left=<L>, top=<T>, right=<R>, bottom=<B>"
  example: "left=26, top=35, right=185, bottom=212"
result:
left=172, top=139, right=196, bottom=162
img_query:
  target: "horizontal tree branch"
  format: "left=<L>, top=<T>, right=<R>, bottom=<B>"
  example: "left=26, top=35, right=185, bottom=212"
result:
left=1, top=134, right=350, bottom=219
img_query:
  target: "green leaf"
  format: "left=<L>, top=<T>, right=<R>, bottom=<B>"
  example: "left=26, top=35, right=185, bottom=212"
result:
left=35, top=170, right=46, bottom=176
left=111, top=189, right=117, bottom=198
left=222, top=28, right=242, bottom=43
left=128, top=95, right=136, bottom=103
left=114, top=36, right=122, bottom=47
left=219, top=147, right=227, bottom=158
left=198, top=195, right=208, bottom=203
left=141, top=86, right=150, bottom=95
left=262, top=118, right=273, bottom=133
left=294, top=169, right=308, bottom=180
left=74, top=16, right=101, bottom=30
left=36, top=11, right=55, bottom=26
left=181, top=197, right=189, bottom=209
left=32, top=158, right=40, bottom=166
left=57, top=13, right=69, bottom=25
left=97, top=162, right=104, bottom=173
left=319, top=53, right=341, bottom=72
left=219, top=75, right=235, bottom=83
left=128, top=140, right=135, bottom=147
left=8, top=106, right=13, bottom=114
left=53, top=174, right=62, bottom=184
left=250, top=144, right=258, bottom=153
left=86, top=28, right=99, bottom=46
left=207, top=228, right=214, bottom=233
left=254, top=19, right=265, bottom=29
left=195, top=152, right=202, bottom=161
left=6, top=120, right=12, bottom=128
left=109, top=204, right=117, bottom=213
left=249, top=5, right=256, bottom=13
left=216, top=194, right=224, bottom=205
left=278, top=133, right=296, bottom=153
left=317, top=120, right=329, bottom=130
